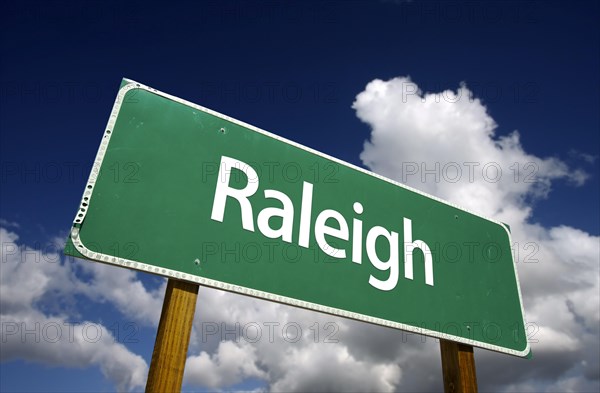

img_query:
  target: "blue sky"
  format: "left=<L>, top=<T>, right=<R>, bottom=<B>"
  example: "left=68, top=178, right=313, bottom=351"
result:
left=1, top=1, right=599, bottom=392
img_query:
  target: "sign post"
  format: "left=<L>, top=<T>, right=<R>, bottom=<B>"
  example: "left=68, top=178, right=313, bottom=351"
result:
left=145, top=279, right=199, bottom=392
left=65, top=78, right=530, bottom=391
left=440, top=339, right=478, bottom=393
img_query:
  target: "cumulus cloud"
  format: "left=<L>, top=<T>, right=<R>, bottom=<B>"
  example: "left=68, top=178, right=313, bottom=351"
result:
left=270, top=343, right=401, bottom=392
left=1, top=310, right=147, bottom=392
left=354, top=77, right=588, bottom=220
left=0, top=218, right=20, bottom=228
left=184, top=286, right=407, bottom=392
left=0, top=227, right=161, bottom=392
left=184, top=340, right=267, bottom=388
left=75, top=259, right=166, bottom=326
left=569, top=149, right=599, bottom=165
left=352, top=76, right=599, bottom=392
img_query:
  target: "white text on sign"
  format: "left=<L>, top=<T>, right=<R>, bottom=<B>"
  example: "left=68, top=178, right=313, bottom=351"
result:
left=210, top=156, right=434, bottom=290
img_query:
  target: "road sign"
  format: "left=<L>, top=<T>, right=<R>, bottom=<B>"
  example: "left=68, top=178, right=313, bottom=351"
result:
left=65, top=78, right=530, bottom=357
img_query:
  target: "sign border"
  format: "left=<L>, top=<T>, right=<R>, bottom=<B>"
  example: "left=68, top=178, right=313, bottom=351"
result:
left=68, top=78, right=531, bottom=357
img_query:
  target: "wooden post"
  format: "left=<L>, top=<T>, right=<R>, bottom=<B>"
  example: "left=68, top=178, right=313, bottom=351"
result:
left=146, top=279, right=199, bottom=393
left=439, top=339, right=478, bottom=393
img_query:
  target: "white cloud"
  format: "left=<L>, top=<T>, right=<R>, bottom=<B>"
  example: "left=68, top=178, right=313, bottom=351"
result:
left=75, top=260, right=166, bottom=326
left=0, top=227, right=158, bottom=392
left=0, top=218, right=20, bottom=228
left=184, top=340, right=267, bottom=388
left=269, top=343, right=401, bottom=393
left=184, top=286, right=409, bottom=392
left=352, top=76, right=599, bottom=392
left=569, top=149, right=598, bottom=164
left=354, top=77, right=587, bottom=219
left=1, top=310, right=147, bottom=392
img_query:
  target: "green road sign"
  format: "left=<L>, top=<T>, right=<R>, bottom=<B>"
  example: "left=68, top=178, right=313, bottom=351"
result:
left=65, top=78, right=530, bottom=357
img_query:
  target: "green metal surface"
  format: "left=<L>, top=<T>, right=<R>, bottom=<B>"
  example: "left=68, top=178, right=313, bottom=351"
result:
left=65, top=79, right=529, bottom=357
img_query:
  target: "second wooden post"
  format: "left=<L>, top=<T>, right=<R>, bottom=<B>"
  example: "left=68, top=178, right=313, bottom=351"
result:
left=440, top=339, right=478, bottom=393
